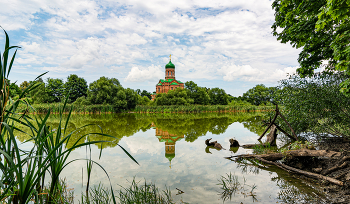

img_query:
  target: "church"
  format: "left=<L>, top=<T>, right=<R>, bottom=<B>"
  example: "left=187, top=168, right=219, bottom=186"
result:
left=151, top=55, right=184, bottom=100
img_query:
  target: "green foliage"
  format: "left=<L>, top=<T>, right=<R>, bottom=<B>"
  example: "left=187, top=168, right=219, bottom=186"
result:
left=208, top=87, right=228, bottom=105
left=217, top=172, right=257, bottom=202
left=117, top=178, right=174, bottom=204
left=137, top=95, right=151, bottom=105
left=277, top=72, right=350, bottom=137
left=279, top=141, right=315, bottom=154
left=20, top=80, right=30, bottom=90
left=140, top=89, right=152, bottom=100
left=272, top=0, right=334, bottom=77
left=64, top=74, right=88, bottom=102
left=135, top=104, right=273, bottom=114
left=0, top=28, right=138, bottom=204
left=29, top=80, right=51, bottom=104
left=272, top=0, right=350, bottom=92
left=8, top=80, right=21, bottom=98
left=242, top=84, right=277, bottom=106
left=46, top=77, right=64, bottom=102
left=74, top=96, right=92, bottom=106
left=252, top=143, right=277, bottom=155
left=155, top=88, right=194, bottom=105
left=185, top=81, right=210, bottom=105
left=88, top=76, right=122, bottom=105
left=229, top=99, right=252, bottom=106
left=87, top=76, right=139, bottom=111
left=125, top=88, right=139, bottom=110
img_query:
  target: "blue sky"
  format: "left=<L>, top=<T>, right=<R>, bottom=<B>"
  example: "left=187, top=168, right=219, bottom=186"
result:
left=1, top=0, right=301, bottom=96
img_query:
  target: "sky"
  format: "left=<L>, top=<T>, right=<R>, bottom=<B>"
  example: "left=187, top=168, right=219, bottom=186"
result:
left=1, top=0, right=301, bottom=96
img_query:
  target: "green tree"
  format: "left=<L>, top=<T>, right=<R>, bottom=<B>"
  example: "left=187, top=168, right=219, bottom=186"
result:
left=88, top=77, right=122, bottom=105
left=8, top=81, right=21, bottom=98
left=277, top=72, right=350, bottom=137
left=242, top=84, right=274, bottom=106
left=140, top=90, right=152, bottom=100
left=30, top=81, right=50, bottom=104
left=20, top=81, right=30, bottom=91
left=64, top=74, right=88, bottom=102
left=46, top=78, right=64, bottom=102
left=208, top=88, right=228, bottom=105
left=155, top=88, right=194, bottom=105
left=272, top=0, right=350, bottom=93
left=185, top=81, right=210, bottom=105
left=124, top=88, right=139, bottom=110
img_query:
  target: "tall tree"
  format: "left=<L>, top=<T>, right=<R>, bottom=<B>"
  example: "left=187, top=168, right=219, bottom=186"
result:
left=208, top=88, right=228, bottom=105
left=272, top=0, right=350, bottom=93
left=155, top=88, right=194, bottom=105
left=140, top=90, right=152, bottom=100
left=88, top=76, right=122, bottom=105
left=64, top=74, right=88, bottom=102
left=185, top=81, right=210, bottom=105
left=46, top=78, right=64, bottom=103
left=20, top=81, right=30, bottom=91
left=8, top=81, right=21, bottom=98
left=242, top=84, right=274, bottom=106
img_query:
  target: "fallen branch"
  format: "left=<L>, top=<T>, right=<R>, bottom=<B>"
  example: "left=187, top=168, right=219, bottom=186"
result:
left=234, top=154, right=344, bottom=186
left=228, top=149, right=342, bottom=161
left=322, top=161, right=348, bottom=175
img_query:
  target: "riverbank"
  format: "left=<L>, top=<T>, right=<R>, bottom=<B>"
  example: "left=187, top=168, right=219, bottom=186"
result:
left=15, top=103, right=274, bottom=114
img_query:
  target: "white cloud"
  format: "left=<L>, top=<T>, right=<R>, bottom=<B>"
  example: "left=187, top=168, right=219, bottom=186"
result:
left=219, top=64, right=262, bottom=81
left=2, top=0, right=301, bottom=94
left=125, top=65, right=163, bottom=82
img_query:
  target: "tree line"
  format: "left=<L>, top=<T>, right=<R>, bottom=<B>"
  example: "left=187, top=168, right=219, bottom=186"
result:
left=10, top=75, right=278, bottom=111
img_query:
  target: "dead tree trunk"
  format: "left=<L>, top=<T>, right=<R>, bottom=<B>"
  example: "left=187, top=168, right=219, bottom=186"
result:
left=265, top=124, right=277, bottom=146
left=258, top=104, right=298, bottom=141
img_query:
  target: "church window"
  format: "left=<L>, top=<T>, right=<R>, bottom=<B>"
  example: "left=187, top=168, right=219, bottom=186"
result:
left=171, top=87, right=173, bottom=90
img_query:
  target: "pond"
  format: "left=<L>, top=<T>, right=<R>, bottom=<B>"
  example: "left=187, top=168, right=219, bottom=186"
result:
left=16, top=112, right=328, bottom=203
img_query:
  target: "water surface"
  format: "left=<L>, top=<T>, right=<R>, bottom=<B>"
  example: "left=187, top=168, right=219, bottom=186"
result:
left=17, top=112, right=327, bottom=203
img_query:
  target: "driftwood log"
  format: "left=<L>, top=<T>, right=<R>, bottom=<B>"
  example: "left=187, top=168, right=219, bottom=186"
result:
left=226, top=149, right=347, bottom=186
left=226, top=149, right=343, bottom=161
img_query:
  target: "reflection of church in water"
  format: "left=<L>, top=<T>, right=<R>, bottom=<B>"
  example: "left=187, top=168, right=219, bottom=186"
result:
left=151, top=123, right=184, bottom=168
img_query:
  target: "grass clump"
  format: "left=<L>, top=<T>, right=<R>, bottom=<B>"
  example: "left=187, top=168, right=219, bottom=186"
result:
left=117, top=178, right=174, bottom=204
left=279, top=140, right=315, bottom=154
left=252, top=143, right=278, bottom=154
left=217, top=172, right=257, bottom=202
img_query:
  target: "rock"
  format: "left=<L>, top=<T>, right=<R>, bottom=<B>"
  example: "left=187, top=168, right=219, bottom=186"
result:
left=214, top=142, right=223, bottom=149
left=229, top=138, right=240, bottom=147
left=205, top=138, right=217, bottom=146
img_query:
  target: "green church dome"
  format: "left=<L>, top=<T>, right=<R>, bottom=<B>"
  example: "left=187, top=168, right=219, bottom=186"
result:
left=165, top=153, right=175, bottom=162
left=165, top=61, right=175, bottom=69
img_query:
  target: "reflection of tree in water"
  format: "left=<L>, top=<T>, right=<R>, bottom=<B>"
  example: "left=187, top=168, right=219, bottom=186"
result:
left=234, top=158, right=328, bottom=203
left=150, top=112, right=265, bottom=142
left=15, top=112, right=266, bottom=150
left=241, top=115, right=265, bottom=136
left=15, top=114, right=153, bottom=149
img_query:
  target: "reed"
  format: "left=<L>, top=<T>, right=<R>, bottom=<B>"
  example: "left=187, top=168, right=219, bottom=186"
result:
left=134, top=104, right=274, bottom=113
left=0, top=28, right=138, bottom=204
left=117, top=178, right=174, bottom=204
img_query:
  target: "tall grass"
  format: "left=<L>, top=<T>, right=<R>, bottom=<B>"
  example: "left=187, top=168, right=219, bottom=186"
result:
left=134, top=104, right=274, bottom=113
left=14, top=103, right=274, bottom=114
left=15, top=103, right=116, bottom=114
left=217, top=172, right=257, bottom=202
left=117, top=178, right=174, bottom=204
left=0, top=28, right=138, bottom=204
